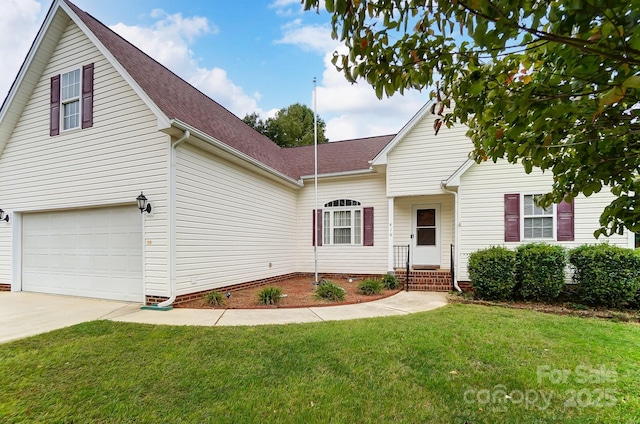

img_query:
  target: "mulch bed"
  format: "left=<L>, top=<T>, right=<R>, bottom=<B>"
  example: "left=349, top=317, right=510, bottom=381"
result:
left=448, top=294, right=640, bottom=323
left=177, top=276, right=401, bottom=309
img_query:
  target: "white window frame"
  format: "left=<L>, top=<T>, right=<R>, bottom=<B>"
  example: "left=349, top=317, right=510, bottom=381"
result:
left=323, top=199, right=363, bottom=246
left=522, top=193, right=556, bottom=240
left=60, top=67, right=81, bottom=131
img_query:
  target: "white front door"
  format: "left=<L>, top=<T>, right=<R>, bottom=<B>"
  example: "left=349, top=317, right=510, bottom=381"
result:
left=412, top=205, right=441, bottom=267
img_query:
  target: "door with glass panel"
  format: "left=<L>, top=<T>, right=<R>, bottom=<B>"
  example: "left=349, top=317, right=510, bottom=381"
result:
left=412, top=205, right=441, bottom=267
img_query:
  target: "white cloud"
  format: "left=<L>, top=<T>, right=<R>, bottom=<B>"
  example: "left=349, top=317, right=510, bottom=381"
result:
left=275, top=19, right=337, bottom=54
left=269, top=0, right=304, bottom=17
left=276, top=21, right=427, bottom=140
left=110, top=11, right=262, bottom=118
left=314, top=48, right=427, bottom=140
left=0, top=0, right=42, bottom=101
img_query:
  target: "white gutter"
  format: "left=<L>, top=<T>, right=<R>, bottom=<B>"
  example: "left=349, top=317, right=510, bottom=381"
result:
left=157, top=129, right=190, bottom=308
left=440, top=181, right=462, bottom=292
left=299, top=167, right=375, bottom=180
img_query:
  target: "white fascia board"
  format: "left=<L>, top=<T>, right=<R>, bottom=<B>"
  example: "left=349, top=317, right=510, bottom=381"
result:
left=299, top=168, right=376, bottom=180
left=370, top=101, right=434, bottom=166
left=170, top=119, right=303, bottom=188
left=59, top=1, right=171, bottom=131
left=443, top=158, right=475, bottom=187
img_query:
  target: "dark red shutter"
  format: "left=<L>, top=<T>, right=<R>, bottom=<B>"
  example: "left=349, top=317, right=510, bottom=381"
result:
left=81, top=63, right=94, bottom=129
left=504, top=193, right=520, bottom=242
left=312, top=209, right=323, bottom=246
left=557, top=198, right=574, bottom=241
left=363, top=207, right=374, bottom=246
left=50, top=75, right=60, bottom=136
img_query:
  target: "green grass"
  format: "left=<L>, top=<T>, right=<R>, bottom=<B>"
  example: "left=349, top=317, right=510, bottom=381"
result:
left=1, top=304, right=639, bottom=423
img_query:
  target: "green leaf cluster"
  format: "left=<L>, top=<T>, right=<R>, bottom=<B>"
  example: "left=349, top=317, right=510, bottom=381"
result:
left=467, top=246, right=516, bottom=300
left=257, top=286, right=284, bottom=305
left=315, top=280, right=346, bottom=301
left=569, top=244, right=640, bottom=308
left=302, top=0, right=640, bottom=236
left=243, top=103, right=329, bottom=147
left=357, top=278, right=384, bottom=295
left=515, top=243, right=566, bottom=302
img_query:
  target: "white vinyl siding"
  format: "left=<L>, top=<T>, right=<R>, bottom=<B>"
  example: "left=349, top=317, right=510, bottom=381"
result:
left=297, top=174, right=388, bottom=274
left=386, top=116, right=470, bottom=197
left=0, top=21, right=169, bottom=294
left=175, top=143, right=298, bottom=294
left=457, top=159, right=631, bottom=281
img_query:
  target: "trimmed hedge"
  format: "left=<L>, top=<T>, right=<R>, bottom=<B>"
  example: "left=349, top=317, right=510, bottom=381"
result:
left=516, top=243, right=566, bottom=302
left=468, top=246, right=516, bottom=300
left=569, top=244, right=640, bottom=308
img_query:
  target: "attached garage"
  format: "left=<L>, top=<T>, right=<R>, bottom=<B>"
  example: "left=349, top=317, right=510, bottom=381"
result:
left=21, top=206, right=143, bottom=302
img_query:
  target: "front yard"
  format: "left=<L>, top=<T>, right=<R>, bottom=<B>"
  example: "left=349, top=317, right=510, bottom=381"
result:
left=1, top=304, right=639, bottom=423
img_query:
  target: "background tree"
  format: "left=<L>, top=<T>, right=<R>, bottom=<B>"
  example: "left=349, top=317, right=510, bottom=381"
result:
left=302, top=0, right=640, bottom=237
left=243, top=103, right=329, bottom=147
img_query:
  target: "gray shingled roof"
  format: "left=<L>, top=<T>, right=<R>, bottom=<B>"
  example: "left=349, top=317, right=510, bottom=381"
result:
left=64, top=0, right=394, bottom=180
left=284, top=135, right=395, bottom=177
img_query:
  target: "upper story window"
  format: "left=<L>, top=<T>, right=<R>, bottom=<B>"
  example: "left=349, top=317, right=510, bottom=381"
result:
left=323, top=199, right=362, bottom=245
left=61, top=69, right=81, bottom=130
left=523, top=194, right=554, bottom=239
left=50, top=63, right=94, bottom=136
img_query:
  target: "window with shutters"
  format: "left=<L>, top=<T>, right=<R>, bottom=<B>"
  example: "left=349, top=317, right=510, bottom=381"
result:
left=523, top=194, right=554, bottom=239
left=323, top=199, right=362, bottom=245
left=50, top=63, right=93, bottom=136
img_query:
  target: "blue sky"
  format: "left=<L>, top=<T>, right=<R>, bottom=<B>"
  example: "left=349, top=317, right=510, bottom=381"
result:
left=1, top=0, right=428, bottom=140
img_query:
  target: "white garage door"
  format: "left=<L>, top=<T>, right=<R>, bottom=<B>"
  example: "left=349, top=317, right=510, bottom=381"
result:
left=22, top=206, right=143, bottom=301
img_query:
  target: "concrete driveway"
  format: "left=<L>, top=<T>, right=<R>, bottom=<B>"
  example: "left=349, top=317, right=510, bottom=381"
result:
left=0, top=292, right=138, bottom=344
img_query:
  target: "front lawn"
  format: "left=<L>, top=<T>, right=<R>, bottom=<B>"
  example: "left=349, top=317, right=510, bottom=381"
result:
left=1, top=304, right=639, bottom=423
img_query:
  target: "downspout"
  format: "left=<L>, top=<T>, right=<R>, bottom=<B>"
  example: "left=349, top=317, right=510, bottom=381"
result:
left=441, top=181, right=462, bottom=292
left=156, top=130, right=190, bottom=308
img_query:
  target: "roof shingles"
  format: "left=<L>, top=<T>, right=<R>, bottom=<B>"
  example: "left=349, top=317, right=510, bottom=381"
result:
left=63, top=0, right=394, bottom=180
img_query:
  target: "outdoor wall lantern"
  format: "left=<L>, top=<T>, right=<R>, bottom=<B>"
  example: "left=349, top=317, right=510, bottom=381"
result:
left=136, top=192, right=152, bottom=214
left=0, top=209, right=8, bottom=223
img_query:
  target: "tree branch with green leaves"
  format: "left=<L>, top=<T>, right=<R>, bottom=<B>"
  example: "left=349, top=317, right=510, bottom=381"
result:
left=303, top=0, right=640, bottom=237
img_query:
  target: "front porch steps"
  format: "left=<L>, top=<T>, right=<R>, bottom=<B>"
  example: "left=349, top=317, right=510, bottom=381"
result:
left=394, top=269, right=453, bottom=292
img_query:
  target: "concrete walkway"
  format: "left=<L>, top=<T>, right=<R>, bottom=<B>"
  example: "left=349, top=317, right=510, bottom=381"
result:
left=0, top=291, right=448, bottom=343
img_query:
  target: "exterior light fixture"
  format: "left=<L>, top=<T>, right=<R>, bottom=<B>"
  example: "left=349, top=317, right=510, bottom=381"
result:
left=136, top=192, right=152, bottom=214
left=0, top=209, right=8, bottom=223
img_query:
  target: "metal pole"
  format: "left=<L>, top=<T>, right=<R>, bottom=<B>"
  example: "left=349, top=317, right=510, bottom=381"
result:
left=313, top=77, right=319, bottom=284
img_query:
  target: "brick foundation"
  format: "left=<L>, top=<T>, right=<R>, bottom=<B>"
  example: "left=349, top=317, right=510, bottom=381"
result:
left=145, top=272, right=386, bottom=306
left=394, top=269, right=454, bottom=292
left=0, top=283, right=11, bottom=292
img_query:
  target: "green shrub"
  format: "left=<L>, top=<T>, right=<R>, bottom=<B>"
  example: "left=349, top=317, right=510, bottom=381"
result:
left=468, top=246, right=516, bottom=300
left=381, top=273, right=401, bottom=290
left=515, top=243, right=566, bottom=302
left=315, top=281, right=346, bottom=301
left=257, top=286, right=283, bottom=305
left=204, top=290, right=225, bottom=306
left=569, top=244, right=640, bottom=308
left=358, top=278, right=383, bottom=295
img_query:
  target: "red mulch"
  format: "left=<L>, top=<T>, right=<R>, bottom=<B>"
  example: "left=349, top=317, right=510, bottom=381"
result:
left=176, top=276, right=401, bottom=309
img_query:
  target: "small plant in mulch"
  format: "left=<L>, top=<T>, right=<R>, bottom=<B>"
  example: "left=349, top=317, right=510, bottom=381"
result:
left=204, top=290, right=225, bottom=306
left=258, top=286, right=284, bottom=305
left=358, top=278, right=383, bottom=295
left=315, top=280, right=346, bottom=301
left=381, top=274, right=401, bottom=290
